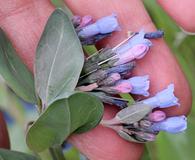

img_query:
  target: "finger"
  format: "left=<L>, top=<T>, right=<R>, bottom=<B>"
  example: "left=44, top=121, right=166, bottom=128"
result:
left=0, top=1, right=143, bottom=160
left=157, top=0, right=195, bottom=32
left=0, top=112, right=10, bottom=148
left=64, top=0, right=192, bottom=159
left=0, top=0, right=191, bottom=160
left=0, top=0, right=54, bottom=71
left=65, top=0, right=191, bottom=116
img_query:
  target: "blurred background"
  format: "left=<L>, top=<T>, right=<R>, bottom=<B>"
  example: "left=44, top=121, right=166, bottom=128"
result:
left=0, top=0, right=195, bottom=159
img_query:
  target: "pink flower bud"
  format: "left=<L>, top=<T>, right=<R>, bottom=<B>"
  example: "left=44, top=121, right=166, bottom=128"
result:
left=97, top=80, right=132, bottom=94
left=79, top=15, right=93, bottom=28
left=113, top=81, right=132, bottom=93
left=114, top=44, right=149, bottom=66
left=148, top=111, right=166, bottom=122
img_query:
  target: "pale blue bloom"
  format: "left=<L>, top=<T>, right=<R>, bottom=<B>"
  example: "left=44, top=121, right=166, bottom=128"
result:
left=150, top=115, right=187, bottom=134
left=128, top=75, right=150, bottom=96
left=141, top=84, right=179, bottom=108
left=115, top=30, right=152, bottom=54
left=78, top=13, right=119, bottom=38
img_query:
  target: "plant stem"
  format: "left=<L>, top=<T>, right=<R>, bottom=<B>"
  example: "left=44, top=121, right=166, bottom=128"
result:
left=49, top=145, right=66, bottom=160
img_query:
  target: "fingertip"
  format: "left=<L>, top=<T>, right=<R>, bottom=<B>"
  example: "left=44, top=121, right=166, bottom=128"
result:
left=69, top=106, right=144, bottom=160
left=158, top=0, right=195, bottom=32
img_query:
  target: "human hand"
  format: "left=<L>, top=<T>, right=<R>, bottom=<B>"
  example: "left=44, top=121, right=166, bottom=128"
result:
left=0, top=0, right=192, bottom=159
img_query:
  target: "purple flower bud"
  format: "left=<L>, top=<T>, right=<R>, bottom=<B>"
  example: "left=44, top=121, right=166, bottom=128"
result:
left=115, top=30, right=152, bottom=55
left=148, top=111, right=166, bottom=122
left=150, top=115, right=187, bottom=134
left=78, top=13, right=119, bottom=38
left=113, top=44, right=149, bottom=66
left=78, top=15, right=93, bottom=28
left=141, top=84, right=180, bottom=108
left=128, top=75, right=150, bottom=96
left=97, top=80, right=132, bottom=94
left=72, top=15, right=81, bottom=27
left=144, top=30, right=164, bottom=39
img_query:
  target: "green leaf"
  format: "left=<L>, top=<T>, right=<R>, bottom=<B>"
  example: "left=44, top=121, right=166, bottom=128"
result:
left=35, top=9, right=84, bottom=106
left=26, top=92, right=103, bottom=152
left=0, top=149, right=38, bottom=160
left=116, top=104, right=152, bottom=124
left=26, top=99, right=71, bottom=152
left=0, top=28, right=37, bottom=104
left=68, top=92, right=104, bottom=133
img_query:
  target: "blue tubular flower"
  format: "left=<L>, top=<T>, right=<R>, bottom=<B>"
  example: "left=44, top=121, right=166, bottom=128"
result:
left=141, top=84, right=180, bottom=108
left=78, top=13, right=119, bottom=38
left=115, top=30, right=152, bottom=55
left=128, top=75, right=150, bottom=96
left=150, top=115, right=187, bottom=134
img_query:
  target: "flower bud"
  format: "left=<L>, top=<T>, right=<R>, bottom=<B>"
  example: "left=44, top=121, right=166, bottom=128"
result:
left=91, top=92, right=128, bottom=108
left=135, top=132, right=156, bottom=141
left=128, top=75, right=150, bottom=96
left=79, top=70, right=108, bottom=85
left=150, top=115, right=187, bottom=134
left=141, top=84, right=180, bottom=108
left=77, top=83, right=98, bottom=92
left=115, top=30, right=152, bottom=55
left=78, top=15, right=93, bottom=28
left=107, top=62, right=135, bottom=74
left=72, top=15, right=81, bottom=27
left=98, top=73, right=121, bottom=86
left=113, top=44, right=149, bottom=66
left=148, top=111, right=166, bottom=122
left=78, top=13, right=119, bottom=38
left=139, top=120, right=152, bottom=128
left=144, top=30, right=164, bottom=39
left=97, top=80, right=132, bottom=94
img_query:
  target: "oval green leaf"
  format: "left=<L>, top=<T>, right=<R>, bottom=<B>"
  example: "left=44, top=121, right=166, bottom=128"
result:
left=26, top=92, right=104, bottom=152
left=26, top=99, right=71, bottom=152
left=0, top=149, right=38, bottom=160
left=35, top=9, right=84, bottom=106
left=116, top=104, right=152, bottom=124
left=0, top=28, right=37, bottom=104
left=68, top=92, right=104, bottom=134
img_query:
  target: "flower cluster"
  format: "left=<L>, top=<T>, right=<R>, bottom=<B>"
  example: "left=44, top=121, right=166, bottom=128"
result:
left=72, top=14, right=120, bottom=45
left=101, top=85, right=186, bottom=142
left=73, top=14, right=187, bottom=143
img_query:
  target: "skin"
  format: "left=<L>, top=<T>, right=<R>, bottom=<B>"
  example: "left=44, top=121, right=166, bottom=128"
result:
left=0, top=0, right=193, bottom=159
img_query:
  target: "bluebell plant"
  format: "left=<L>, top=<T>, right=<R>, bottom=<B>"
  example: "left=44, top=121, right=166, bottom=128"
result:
left=75, top=13, right=187, bottom=143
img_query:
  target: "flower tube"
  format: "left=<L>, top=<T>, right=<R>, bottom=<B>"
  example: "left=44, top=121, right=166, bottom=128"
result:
left=128, top=75, right=150, bottom=96
left=141, top=84, right=180, bottom=108
left=150, top=115, right=187, bottom=134
left=78, top=13, right=119, bottom=38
